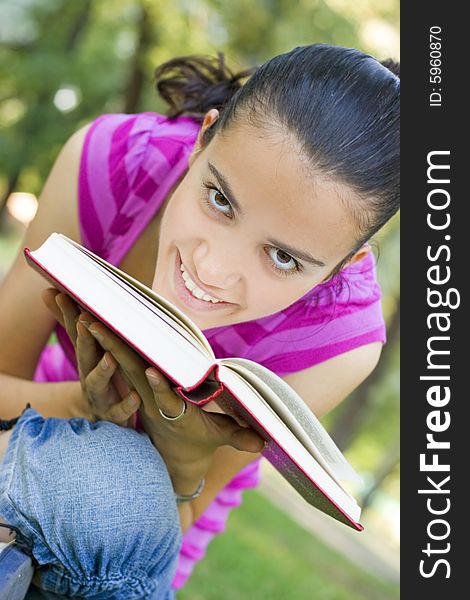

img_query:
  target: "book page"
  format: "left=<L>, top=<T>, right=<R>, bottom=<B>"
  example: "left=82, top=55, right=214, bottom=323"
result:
left=61, top=235, right=215, bottom=358
left=91, top=264, right=207, bottom=351
left=220, top=357, right=360, bottom=483
left=216, top=364, right=361, bottom=523
left=30, top=234, right=214, bottom=389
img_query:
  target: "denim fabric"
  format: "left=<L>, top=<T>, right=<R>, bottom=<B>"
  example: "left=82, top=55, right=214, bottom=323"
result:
left=0, top=408, right=181, bottom=599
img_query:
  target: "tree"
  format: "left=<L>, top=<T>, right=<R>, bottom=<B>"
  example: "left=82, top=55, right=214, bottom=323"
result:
left=0, top=0, right=93, bottom=225
left=360, top=441, right=400, bottom=511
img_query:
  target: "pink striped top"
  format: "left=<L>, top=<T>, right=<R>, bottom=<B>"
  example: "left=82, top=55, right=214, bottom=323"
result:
left=34, top=112, right=386, bottom=589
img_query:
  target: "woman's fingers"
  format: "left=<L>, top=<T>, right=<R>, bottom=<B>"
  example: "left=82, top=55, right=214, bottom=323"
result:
left=55, top=293, right=81, bottom=345
left=84, top=353, right=118, bottom=397
left=42, top=295, right=140, bottom=426
left=41, top=288, right=65, bottom=327
left=145, top=368, right=264, bottom=453
left=227, top=424, right=266, bottom=453
left=145, top=368, right=184, bottom=418
left=83, top=320, right=264, bottom=451
left=105, top=391, right=141, bottom=426
left=84, top=352, right=141, bottom=423
left=42, top=290, right=83, bottom=348
left=76, top=320, right=102, bottom=379
left=86, top=322, right=150, bottom=397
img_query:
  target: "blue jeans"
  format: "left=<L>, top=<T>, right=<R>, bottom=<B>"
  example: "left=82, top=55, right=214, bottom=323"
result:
left=0, top=408, right=181, bottom=599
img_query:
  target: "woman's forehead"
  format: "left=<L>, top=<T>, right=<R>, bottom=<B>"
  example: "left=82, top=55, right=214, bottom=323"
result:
left=204, top=125, right=358, bottom=259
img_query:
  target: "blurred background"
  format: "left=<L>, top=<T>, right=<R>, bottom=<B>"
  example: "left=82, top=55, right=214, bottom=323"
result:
left=0, top=1, right=399, bottom=598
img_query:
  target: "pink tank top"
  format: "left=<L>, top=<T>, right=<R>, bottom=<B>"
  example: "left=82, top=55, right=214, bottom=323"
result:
left=34, top=112, right=386, bottom=589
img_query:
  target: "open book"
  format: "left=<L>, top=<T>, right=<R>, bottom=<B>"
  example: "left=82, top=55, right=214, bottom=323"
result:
left=25, top=233, right=363, bottom=530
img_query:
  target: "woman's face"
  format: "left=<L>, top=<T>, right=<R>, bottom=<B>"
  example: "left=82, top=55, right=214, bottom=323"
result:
left=151, top=110, right=364, bottom=331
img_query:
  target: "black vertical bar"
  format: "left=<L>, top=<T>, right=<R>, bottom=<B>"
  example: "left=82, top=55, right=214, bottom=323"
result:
left=401, top=2, right=465, bottom=597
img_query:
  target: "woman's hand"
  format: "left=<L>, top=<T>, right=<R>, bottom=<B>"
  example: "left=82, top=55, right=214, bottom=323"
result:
left=42, top=289, right=142, bottom=426
left=67, top=315, right=265, bottom=495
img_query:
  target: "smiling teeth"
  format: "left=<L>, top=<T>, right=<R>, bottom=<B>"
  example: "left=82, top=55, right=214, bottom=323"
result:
left=180, top=264, right=222, bottom=303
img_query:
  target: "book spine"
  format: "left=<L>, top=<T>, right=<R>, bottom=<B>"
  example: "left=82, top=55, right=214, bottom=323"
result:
left=175, top=364, right=224, bottom=404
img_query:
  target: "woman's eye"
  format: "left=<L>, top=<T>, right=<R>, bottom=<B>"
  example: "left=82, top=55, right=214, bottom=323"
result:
left=267, top=247, right=300, bottom=273
left=207, top=187, right=233, bottom=216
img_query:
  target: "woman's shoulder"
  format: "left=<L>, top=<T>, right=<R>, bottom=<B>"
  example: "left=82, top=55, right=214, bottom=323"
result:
left=81, top=111, right=200, bottom=190
left=84, top=110, right=200, bottom=137
left=83, top=111, right=200, bottom=155
left=78, top=112, right=200, bottom=258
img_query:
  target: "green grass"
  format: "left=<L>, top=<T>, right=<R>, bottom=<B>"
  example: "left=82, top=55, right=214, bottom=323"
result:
left=178, top=490, right=399, bottom=600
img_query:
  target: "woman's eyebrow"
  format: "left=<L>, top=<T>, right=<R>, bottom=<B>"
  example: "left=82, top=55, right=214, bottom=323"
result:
left=267, top=239, right=326, bottom=267
left=208, top=161, right=326, bottom=268
left=207, top=162, right=245, bottom=216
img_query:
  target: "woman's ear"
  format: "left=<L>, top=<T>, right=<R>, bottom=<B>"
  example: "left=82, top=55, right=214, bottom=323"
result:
left=188, top=108, right=220, bottom=167
left=344, top=243, right=371, bottom=266
left=320, top=244, right=371, bottom=284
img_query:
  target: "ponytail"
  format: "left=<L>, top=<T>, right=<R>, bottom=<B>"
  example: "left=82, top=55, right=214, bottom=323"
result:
left=381, top=58, right=400, bottom=78
left=154, top=52, right=256, bottom=123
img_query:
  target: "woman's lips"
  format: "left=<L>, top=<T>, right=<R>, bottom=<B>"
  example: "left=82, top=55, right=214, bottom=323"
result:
left=173, top=252, right=234, bottom=312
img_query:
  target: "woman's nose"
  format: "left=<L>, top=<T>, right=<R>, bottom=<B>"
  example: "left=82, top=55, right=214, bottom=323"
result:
left=192, top=242, right=242, bottom=290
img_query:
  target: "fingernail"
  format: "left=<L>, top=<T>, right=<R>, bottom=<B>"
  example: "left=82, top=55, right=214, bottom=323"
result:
left=88, top=328, right=104, bottom=342
left=146, top=369, right=160, bottom=385
left=101, top=355, right=109, bottom=370
left=128, top=393, right=138, bottom=407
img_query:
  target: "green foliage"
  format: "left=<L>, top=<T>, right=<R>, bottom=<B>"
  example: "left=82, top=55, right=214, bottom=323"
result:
left=0, top=0, right=399, bottom=195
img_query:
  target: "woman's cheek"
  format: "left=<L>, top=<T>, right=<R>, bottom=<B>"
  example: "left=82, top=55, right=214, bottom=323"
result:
left=163, top=194, right=200, bottom=240
left=180, top=192, right=207, bottom=228
left=248, top=278, right=283, bottom=317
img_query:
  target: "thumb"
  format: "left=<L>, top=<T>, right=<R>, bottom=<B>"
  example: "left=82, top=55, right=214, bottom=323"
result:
left=229, top=426, right=266, bottom=454
left=209, top=412, right=265, bottom=453
left=205, top=412, right=265, bottom=453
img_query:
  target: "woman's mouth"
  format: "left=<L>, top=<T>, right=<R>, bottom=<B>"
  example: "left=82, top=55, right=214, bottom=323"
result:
left=173, top=252, right=234, bottom=312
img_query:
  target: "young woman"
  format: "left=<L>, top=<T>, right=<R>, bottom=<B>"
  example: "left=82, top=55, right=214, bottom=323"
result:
left=0, top=44, right=399, bottom=598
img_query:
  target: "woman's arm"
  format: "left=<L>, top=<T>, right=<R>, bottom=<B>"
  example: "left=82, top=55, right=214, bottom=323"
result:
left=186, top=445, right=260, bottom=528
left=0, top=377, right=89, bottom=421
left=0, top=124, right=91, bottom=419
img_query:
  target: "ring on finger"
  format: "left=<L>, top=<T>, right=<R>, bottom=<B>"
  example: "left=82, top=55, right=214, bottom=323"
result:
left=158, top=398, right=187, bottom=421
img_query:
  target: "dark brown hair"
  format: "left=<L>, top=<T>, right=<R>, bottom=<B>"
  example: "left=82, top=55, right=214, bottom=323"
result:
left=154, top=45, right=400, bottom=267
left=154, top=52, right=256, bottom=123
